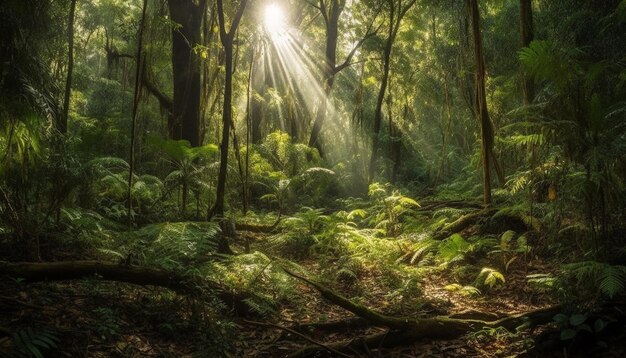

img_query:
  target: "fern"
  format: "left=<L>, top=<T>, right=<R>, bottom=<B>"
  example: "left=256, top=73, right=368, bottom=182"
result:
left=445, top=283, right=481, bottom=297
left=131, top=222, right=221, bottom=270
left=0, top=328, right=59, bottom=358
left=476, top=267, right=506, bottom=288
left=437, top=234, right=472, bottom=266
left=564, top=261, right=626, bottom=298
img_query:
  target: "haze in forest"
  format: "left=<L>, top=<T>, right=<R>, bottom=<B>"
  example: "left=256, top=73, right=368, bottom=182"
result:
left=1, top=0, right=625, bottom=356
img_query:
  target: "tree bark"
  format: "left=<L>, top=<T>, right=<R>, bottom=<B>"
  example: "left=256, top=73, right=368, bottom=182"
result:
left=60, top=0, right=77, bottom=134
left=0, top=260, right=256, bottom=315
left=468, top=0, right=497, bottom=205
left=520, top=0, right=534, bottom=105
left=308, top=0, right=377, bottom=157
left=212, top=0, right=249, bottom=225
left=308, top=0, right=341, bottom=157
left=128, top=0, right=149, bottom=226
left=368, top=0, right=416, bottom=182
left=168, top=0, right=207, bottom=146
left=369, top=5, right=395, bottom=182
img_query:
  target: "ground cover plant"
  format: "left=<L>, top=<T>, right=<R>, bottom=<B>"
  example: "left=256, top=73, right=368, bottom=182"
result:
left=1, top=0, right=626, bottom=356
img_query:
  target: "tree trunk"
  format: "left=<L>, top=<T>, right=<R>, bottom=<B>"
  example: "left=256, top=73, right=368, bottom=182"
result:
left=212, top=0, right=249, bottom=226
left=128, top=0, right=149, bottom=226
left=469, top=0, right=496, bottom=205
left=60, top=0, right=77, bottom=134
left=520, top=0, right=534, bottom=105
left=368, top=0, right=416, bottom=182
left=250, top=51, right=266, bottom=144
left=214, top=41, right=233, bottom=219
left=168, top=0, right=207, bottom=146
left=308, top=0, right=341, bottom=157
left=369, top=9, right=395, bottom=182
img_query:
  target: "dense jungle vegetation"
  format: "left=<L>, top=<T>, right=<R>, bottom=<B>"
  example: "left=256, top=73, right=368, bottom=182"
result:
left=1, top=0, right=626, bottom=356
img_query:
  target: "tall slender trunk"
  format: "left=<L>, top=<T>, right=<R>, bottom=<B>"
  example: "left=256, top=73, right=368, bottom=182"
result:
left=213, top=0, right=249, bottom=220
left=168, top=0, right=207, bottom=146
left=214, top=42, right=233, bottom=218
left=308, top=0, right=340, bottom=157
left=250, top=51, right=266, bottom=144
left=60, top=0, right=76, bottom=134
left=438, top=73, right=453, bottom=182
left=520, top=0, right=534, bottom=105
left=127, top=0, right=149, bottom=226
left=369, top=18, right=394, bottom=182
left=469, top=0, right=495, bottom=205
left=243, top=50, right=255, bottom=214
left=368, top=0, right=415, bottom=182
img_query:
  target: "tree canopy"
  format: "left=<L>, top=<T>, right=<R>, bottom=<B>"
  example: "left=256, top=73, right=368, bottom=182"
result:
left=1, top=0, right=626, bottom=356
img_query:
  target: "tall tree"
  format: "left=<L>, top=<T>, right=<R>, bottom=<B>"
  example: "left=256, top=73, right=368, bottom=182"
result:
left=212, top=0, right=248, bottom=219
left=368, top=0, right=416, bottom=182
left=127, top=0, right=149, bottom=226
left=308, top=0, right=377, bottom=157
left=468, top=0, right=497, bottom=205
left=519, top=0, right=534, bottom=104
left=168, top=0, right=207, bottom=146
left=60, top=0, right=77, bottom=134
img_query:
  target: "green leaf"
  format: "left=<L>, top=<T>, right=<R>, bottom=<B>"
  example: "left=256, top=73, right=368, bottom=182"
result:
left=553, top=313, right=568, bottom=325
left=594, top=319, right=606, bottom=332
left=569, top=314, right=587, bottom=327
left=560, top=328, right=577, bottom=341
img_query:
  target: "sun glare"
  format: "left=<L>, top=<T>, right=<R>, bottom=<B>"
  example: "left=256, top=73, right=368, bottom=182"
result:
left=264, top=4, right=287, bottom=36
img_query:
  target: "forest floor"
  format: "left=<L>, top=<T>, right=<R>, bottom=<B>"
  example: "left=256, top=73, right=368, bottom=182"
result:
left=1, top=203, right=625, bottom=357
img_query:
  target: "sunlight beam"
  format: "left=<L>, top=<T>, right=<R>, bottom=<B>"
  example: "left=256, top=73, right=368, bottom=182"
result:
left=264, top=4, right=287, bottom=37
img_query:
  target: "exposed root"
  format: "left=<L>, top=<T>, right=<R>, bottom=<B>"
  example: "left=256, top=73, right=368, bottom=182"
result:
left=284, top=268, right=561, bottom=355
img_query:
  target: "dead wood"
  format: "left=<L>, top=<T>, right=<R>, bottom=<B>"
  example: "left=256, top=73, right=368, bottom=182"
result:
left=284, top=268, right=561, bottom=356
left=0, top=260, right=255, bottom=315
left=432, top=207, right=498, bottom=240
left=417, top=200, right=483, bottom=212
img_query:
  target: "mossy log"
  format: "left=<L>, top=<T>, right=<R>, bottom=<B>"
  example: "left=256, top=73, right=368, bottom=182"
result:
left=417, top=200, right=483, bottom=212
left=431, top=208, right=498, bottom=240
left=0, top=260, right=254, bottom=315
left=284, top=268, right=560, bottom=356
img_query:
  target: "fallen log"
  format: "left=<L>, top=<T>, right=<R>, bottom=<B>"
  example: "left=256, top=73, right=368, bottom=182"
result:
left=416, top=200, right=483, bottom=212
left=0, top=261, right=255, bottom=315
left=284, top=268, right=560, bottom=356
left=431, top=208, right=497, bottom=240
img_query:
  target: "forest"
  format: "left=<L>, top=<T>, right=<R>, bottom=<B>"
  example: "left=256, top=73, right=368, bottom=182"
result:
left=1, top=0, right=625, bottom=356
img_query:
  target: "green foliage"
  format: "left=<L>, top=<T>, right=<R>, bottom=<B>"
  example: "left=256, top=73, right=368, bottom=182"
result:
left=437, top=234, right=473, bottom=266
left=134, top=222, right=220, bottom=270
left=444, top=283, right=481, bottom=297
left=0, top=328, right=59, bottom=358
left=476, top=267, right=506, bottom=289
left=148, top=138, right=218, bottom=218
left=368, top=183, right=420, bottom=237
left=553, top=313, right=607, bottom=342
left=91, top=307, right=120, bottom=340
left=562, top=261, right=626, bottom=299
left=489, top=231, right=532, bottom=272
